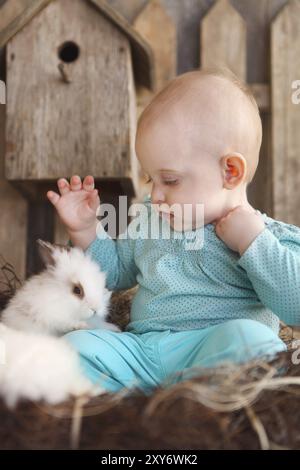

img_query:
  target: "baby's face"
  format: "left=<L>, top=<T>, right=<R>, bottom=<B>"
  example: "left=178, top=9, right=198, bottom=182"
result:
left=135, top=75, right=259, bottom=231
left=136, top=117, right=223, bottom=230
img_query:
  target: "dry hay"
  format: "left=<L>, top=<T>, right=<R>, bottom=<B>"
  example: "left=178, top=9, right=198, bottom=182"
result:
left=0, top=256, right=300, bottom=450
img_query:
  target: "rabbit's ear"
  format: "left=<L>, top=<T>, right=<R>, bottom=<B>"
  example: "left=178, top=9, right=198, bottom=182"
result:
left=36, top=239, right=56, bottom=267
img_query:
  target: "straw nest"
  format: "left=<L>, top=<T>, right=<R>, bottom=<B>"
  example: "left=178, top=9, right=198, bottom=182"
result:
left=0, top=256, right=300, bottom=450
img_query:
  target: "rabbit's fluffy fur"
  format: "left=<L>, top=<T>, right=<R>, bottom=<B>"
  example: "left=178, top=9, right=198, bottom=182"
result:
left=0, top=240, right=120, bottom=406
left=0, top=324, right=99, bottom=408
left=1, top=240, right=120, bottom=335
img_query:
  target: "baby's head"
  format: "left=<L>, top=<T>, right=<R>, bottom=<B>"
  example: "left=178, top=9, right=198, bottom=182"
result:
left=135, top=67, right=262, bottom=230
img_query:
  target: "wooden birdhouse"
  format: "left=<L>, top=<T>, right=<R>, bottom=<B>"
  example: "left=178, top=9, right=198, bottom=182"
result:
left=0, top=0, right=155, bottom=201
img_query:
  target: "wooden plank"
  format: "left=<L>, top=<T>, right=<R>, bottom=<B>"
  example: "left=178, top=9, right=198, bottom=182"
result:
left=201, top=0, right=247, bottom=80
left=107, top=0, right=148, bottom=24
left=52, top=16, right=138, bottom=244
left=247, top=112, right=273, bottom=218
left=0, top=0, right=51, bottom=48
left=90, top=0, right=155, bottom=90
left=26, top=200, right=54, bottom=276
left=133, top=0, right=176, bottom=201
left=249, top=83, right=269, bottom=112
left=133, top=0, right=177, bottom=119
left=0, top=0, right=26, bottom=32
left=0, top=179, right=27, bottom=281
left=0, top=0, right=155, bottom=90
left=127, top=39, right=139, bottom=198
left=5, top=0, right=135, bottom=187
left=271, top=0, right=300, bottom=225
left=0, top=85, right=27, bottom=280
left=229, top=0, right=287, bottom=218
left=231, top=0, right=288, bottom=83
left=133, top=0, right=176, bottom=92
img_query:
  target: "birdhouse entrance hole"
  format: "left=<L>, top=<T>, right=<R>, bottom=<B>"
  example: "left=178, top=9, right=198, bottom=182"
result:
left=58, top=41, right=80, bottom=63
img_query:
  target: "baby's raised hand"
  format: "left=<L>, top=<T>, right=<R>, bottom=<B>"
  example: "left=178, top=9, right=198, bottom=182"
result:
left=47, top=175, right=100, bottom=235
left=213, top=205, right=265, bottom=256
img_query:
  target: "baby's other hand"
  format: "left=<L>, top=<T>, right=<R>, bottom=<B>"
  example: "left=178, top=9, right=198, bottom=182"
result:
left=46, top=175, right=100, bottom=234
left=213, top=205, right=265, bottom=256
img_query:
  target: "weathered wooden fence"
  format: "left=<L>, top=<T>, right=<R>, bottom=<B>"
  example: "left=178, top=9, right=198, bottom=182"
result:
left=0, top=0, right=299, bottom=279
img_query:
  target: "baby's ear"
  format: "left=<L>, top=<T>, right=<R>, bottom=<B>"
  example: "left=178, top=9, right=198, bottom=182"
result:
left=36, top=239, right=56, bottom=267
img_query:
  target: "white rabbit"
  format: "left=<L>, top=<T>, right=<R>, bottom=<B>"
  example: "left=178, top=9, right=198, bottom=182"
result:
left=0, top=323, right=103, bottom=408
left=1, top=239, right=121, bottom=336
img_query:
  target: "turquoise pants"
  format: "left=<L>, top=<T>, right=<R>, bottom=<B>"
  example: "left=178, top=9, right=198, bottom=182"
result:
left=64, top=319, right=287, bottom=395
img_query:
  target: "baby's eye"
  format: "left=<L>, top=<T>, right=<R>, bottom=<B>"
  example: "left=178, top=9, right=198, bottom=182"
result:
left=144, top=177, right=178, bottom=186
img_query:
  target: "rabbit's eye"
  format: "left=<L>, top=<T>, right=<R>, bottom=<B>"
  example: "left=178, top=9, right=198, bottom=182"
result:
left=72, top=283, right=84, bottom=298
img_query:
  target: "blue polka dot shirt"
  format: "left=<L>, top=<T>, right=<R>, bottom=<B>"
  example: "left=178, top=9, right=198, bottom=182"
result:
left=85, top=195, right=300, bottom=335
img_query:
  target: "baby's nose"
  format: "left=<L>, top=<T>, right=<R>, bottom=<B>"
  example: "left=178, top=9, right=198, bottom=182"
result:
left=151, top=187, right=165, bottom=205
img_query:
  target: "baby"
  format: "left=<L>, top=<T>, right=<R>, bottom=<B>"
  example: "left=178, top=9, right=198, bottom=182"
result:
left=47, top=67, right=300, bottom=394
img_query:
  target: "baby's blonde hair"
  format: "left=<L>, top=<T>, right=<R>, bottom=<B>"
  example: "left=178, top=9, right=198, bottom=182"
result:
left=137, top=66, right=262, bottom=185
